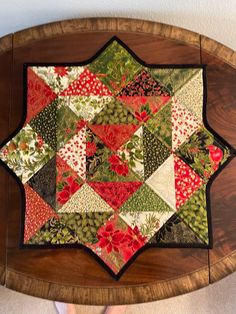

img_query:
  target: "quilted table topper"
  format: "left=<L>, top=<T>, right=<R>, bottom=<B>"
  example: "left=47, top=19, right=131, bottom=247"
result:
left=0, top=37, right=233, bottom=279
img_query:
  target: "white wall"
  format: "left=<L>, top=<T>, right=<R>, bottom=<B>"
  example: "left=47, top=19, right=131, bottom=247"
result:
left=0, top=0, right=236, bottom=50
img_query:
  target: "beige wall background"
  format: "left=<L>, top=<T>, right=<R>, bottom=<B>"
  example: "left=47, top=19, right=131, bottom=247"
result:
left=0, top=0, right=236, bottom=50
left=0, top=1, right=235, bottom=313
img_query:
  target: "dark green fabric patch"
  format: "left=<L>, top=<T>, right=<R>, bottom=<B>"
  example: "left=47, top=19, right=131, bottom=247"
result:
left=28, top=157, right=56, bottom=209
left=28, top=212, right=113, bottom=245
left=57, top=103, right=80, bottom=150
left=120, top=183, right=173, bottom=213
left=149, top=214, right=204, bottom=244
left=178, top=185, right=209, bottom=244
left=149, top=68, right=200, bottom=94
left=176, top=127, right=230, bottom=181
left=143, top=126, right=171, bottom=180
left=29, top=99, right=57, bottom=150
left=61, top=212, right=113, bottom=243
left=86, top=127, right=112, bottom=180
left=28, top=216, right=76, bottom=245
left=146, top=102, right=172, bottom=148
left=88, top=40, right=142, bottom=93
left=90, top=98, right=138, bottom=125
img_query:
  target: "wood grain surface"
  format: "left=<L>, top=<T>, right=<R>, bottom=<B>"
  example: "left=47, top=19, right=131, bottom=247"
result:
left=0, top=18, right=235, bottom=304
left=0, top=34, right=13, bottom=285
left=201, top=50, right=236, bottom=282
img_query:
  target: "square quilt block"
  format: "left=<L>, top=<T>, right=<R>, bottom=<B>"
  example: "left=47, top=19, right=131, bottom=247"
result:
left=0, top=37, right=233, bottom=280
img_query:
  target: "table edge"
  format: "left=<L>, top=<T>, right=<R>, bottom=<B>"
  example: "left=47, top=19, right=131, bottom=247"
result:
left=0, top=17, right=235, bottom=304
left=210, top=250, right=236, bottom=283
left=0, top=264, right=5, bottom=285
left=4, top=250, right=235, bottom=304
left=6, top=266, right=209, bottom=305
left=0, top=18, right=235, bottom=68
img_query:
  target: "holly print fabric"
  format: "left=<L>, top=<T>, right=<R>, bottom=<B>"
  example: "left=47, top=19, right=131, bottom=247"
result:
left=0, top=37, right=232, bottom=279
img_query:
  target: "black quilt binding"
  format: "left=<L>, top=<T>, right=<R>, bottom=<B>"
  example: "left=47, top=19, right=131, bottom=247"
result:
left=0, top=36, right=235, bottom=280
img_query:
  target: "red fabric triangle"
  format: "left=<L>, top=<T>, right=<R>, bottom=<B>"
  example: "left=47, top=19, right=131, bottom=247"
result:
left=24, top=184, right=58, bottom=242
left=118, top=95, right=171, bottom=121
left=56, top=155, right=83, bottom=208
left=88, top=124, right=140, bottom=151
left=174, top=156, right=203, bottom=209
left=26, top=68, right=57, bottom=124
left=60, top=68, right=112, bottom=96
left=160, top=96, right=171, bottom=105
left=88, top=182, right=143, bottom=211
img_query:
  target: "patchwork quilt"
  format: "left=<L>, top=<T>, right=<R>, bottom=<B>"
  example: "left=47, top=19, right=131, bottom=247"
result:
left=0, top=37, right=232, bottom=279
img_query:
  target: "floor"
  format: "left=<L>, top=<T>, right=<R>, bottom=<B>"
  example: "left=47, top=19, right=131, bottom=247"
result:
left=0, top=272, right=235, bottom=314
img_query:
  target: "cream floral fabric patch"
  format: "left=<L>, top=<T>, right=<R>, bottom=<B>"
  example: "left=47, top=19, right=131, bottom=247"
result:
left=0, top=124, right=54, bottom=183
left=61, top=95, right=112, bottom=121
left=32, top=66, right=85, bottom=94
left=146, top=154, right=176, bottom=210
left=175, top=70, right=204, bottom=121
left=171, top=98, right=201, bottom=151
left=59, top=183, right=114, bottom=213
left=57, top=126, right=86, bottom=179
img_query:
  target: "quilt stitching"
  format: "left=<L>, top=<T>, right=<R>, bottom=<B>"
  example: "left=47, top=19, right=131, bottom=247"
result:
left=0, top=37, right=233, bottom=280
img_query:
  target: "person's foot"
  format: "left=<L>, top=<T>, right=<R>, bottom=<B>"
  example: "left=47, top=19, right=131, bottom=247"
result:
left=54, top=301, right=127, bottom=314
left=54, top=302, right=77, bottom=314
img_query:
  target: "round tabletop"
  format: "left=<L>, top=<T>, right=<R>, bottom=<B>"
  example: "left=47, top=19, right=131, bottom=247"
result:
left=0, top=17, right=235, bottom=305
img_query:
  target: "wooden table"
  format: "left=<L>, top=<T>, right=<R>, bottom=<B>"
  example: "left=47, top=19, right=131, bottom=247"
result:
left=0, top=18, right=235, bottom=305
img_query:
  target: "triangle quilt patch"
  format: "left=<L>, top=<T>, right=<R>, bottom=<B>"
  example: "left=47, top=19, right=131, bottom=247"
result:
left=60, top=68, right=112, bottom=96
left=88, top=124, right=140, bottom=151
left=26, top=68, right=57, bottom=124
left=118, top=69, right=171, bottom=97
left=88, top=182, right=143, bottom=211
left=146, top=154, right=176, bottom=210
left=58, top=183, right=114, bottom=213
left=174, top=155, right=204, bottom=209
left=171, top=98, right=201, bottom=151
left=143, top=126, right=171, bottom=180
left=24, top=184, right=58, bottom=242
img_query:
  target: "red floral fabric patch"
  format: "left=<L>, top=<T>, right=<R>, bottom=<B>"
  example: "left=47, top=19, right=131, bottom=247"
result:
left=89, top=182, right=143, bottom=210
left=118, top=95, right=170, bottom=123
left=88, top=124, right=140, bottom=151
left=88, top=216, right=147, bottom=273
left=56, top=155, right=83, bottom=208
left=174, top=155, right=204, bottom=209
left=26, top=68, right=57, bottom=124
left=24, top=184, right=58, bottom=242
left=60, top=68, right=112, bottom=96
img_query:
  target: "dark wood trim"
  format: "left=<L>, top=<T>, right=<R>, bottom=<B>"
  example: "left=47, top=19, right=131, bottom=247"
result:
left=210, top=251, right=236, bottom=283
left=6, top=267, right=209, bottom=305
left=0, top=34, right=12, bottom=55
left=0, top=18, right=235, bottom=304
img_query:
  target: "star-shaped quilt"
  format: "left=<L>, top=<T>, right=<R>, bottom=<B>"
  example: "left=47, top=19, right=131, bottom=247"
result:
left=0, top=37, right=232, bottom=279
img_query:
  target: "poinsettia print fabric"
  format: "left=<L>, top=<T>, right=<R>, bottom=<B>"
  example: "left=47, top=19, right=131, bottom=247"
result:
left=31, top=66, right=84, bottom=94
left=56, top=155, right=83, bottom=210
left=0, top=37, right=232, bottom=279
